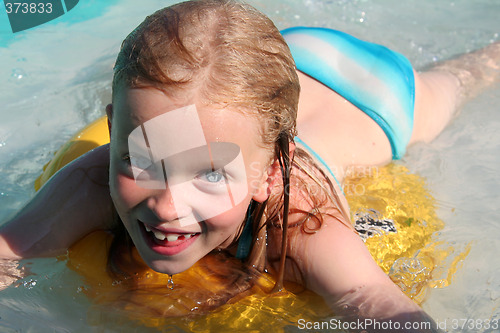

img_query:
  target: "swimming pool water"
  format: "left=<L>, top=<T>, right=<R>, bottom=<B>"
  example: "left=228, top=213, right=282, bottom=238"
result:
left=1, top=0, right=499, bottom=331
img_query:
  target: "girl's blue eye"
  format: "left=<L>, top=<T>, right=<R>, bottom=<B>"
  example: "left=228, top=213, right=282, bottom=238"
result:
left=203, top=170, right=225, bottom=183
left=130, top=155, right=152, bottom=171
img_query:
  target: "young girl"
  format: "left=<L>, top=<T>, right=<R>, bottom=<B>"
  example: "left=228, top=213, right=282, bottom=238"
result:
left=1, top=0, right=499, bottom=330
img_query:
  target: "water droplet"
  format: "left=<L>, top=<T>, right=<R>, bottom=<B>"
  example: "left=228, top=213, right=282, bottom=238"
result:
left=167, top=275, right=174, bottom=290
left=23, top=279, right=37, bottom=289
left=11, top=68, right=26, bottom=80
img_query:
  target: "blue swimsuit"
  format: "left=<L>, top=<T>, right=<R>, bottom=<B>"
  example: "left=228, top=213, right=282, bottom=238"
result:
left=236, top=27, right=416, bottom=259
left=282, top=26, right=415, bottom=160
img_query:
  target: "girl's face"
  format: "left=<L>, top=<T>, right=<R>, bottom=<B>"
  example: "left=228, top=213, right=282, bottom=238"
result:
left=108, top=86, right=274, bottom=274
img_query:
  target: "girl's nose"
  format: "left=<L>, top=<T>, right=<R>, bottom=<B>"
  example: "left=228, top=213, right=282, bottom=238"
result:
left=147, top=185, right=190, bottom=222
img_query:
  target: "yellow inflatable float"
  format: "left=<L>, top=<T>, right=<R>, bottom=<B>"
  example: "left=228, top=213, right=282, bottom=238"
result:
left=37, top=116, right=468, bottom=331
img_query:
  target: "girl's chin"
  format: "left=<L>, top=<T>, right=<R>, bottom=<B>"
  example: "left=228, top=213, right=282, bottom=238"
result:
left=146, top=259, right=194, bottom=275
left=142, top=247, right=207, bottom=275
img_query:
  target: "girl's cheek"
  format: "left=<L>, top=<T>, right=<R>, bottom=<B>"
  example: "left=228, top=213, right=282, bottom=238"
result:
left=110, top=171, right=139, bottom=207
left=207, top=199, right=251, bottom=230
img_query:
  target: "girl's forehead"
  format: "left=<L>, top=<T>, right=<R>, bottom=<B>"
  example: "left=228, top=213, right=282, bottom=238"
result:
left=128, top=104, right=213, bottom=159
left=115, top=87, right=262, bottom=144
left=114, top=86, right=188, bottom=124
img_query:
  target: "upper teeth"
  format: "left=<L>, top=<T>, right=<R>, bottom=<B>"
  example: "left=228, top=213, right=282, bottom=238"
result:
left=154, top=230, right=167, bottom=241
left=144, top=225, right=196, bottom=241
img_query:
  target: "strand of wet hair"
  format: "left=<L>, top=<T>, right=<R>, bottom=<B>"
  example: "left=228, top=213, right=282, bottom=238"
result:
left=272, top=132, right=291, bottom=292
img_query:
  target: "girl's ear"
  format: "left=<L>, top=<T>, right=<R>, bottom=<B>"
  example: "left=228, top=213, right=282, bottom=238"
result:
left=252, top=159, right=281, bottom=203
left=252, top=141, right=296, bottom=203
left=105, top=104, right=113, bottom=136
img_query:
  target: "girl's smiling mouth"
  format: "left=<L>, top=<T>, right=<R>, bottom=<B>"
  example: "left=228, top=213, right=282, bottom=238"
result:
left=139, top=221, right=201, bottom=256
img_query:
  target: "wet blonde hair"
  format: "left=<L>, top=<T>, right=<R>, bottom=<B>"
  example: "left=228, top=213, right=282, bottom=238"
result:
left=108, top=0, right=349, bottom=312
left=112, top=0, right=298, bottom=148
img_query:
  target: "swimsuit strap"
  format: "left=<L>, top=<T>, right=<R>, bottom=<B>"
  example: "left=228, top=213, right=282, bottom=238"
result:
left=294, top=136, right=343, bottom=192
left=235, top=137, right=344, bottom=260
left=235, top=201, right=255, bottom=260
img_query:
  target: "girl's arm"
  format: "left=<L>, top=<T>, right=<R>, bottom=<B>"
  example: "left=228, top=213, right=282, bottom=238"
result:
left=288, top=216, right=440, bottom=332
left=0, top=144, right=115, bottom=259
